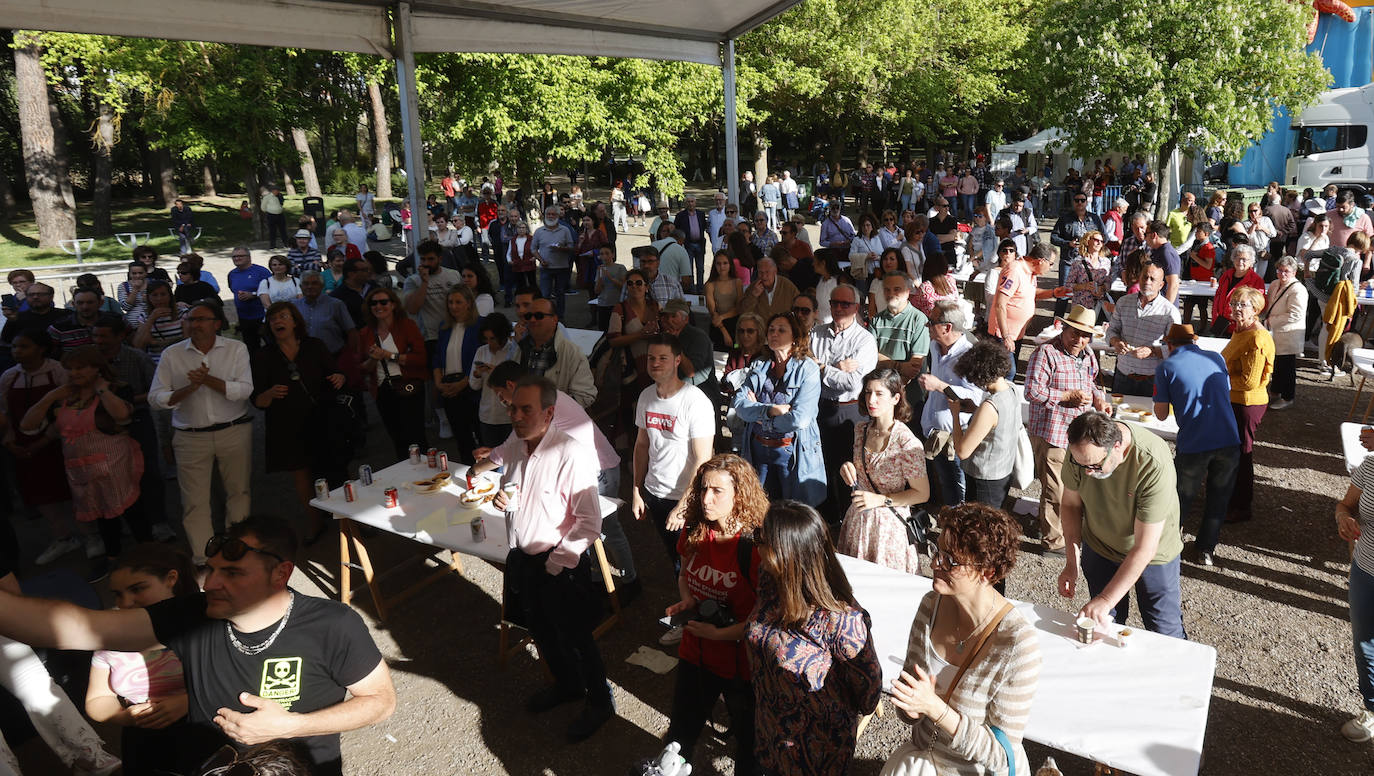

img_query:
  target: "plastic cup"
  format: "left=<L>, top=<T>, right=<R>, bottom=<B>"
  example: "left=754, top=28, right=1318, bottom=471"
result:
left=1075, top=616, right=1096, bottom=644
left=1117, top=627, right=1133, bottom=648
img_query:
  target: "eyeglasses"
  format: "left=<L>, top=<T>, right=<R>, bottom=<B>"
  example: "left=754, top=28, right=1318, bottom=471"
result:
left=829, top=299, right=856, bottom=308
left=792, top=306, right=814, bottom=314
left=736, top=327, right=758, bottom=334
left=368, top=298, right=392, bottom=307
left=924, top=540, right=963, bottom=571
left=205, top=535, right=286, bottom=564
left=626, top=280, right=646, bottom=287
left=523, top=312, right=552, bottom=321
left=1073, top=198, right=1088, bottom=203
left=726, top=210, right=737, bottom=215
left=1074, top=448, right=1112, bottom=473
left=926, top=320, right=952, bottom=329
left=187, top=316, right=218, bottom=323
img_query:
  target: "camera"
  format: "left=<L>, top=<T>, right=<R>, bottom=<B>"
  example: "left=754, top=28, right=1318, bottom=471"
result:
left=671, top=599, right=735, bottom=628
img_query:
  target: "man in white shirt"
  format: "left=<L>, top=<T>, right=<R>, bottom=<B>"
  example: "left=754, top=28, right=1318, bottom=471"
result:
left=631, top=336, right=714, bottom=591
left=779, top=170, right=799, bottom=221
left=490, top=376, right=615, bottom=743
left=148, top=301, right=255, bottom=563
left=985, top=179, right=1007, bottom=224
left=810, top=283, right=878, bottom=522
left=339, top=210, right=368, bottom=257
left=471, top=364, right=640, bottom=601
left=706, top=192, right=730, bottom=253
left=917, top=300, right=982, bottom=506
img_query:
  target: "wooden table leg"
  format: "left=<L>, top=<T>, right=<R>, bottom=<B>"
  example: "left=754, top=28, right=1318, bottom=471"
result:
left=338, top=519, right=354, bottom=607
left=591, top=538, right=621, bottom=639
left=1349, top=375, right=1366, bottom=419
left=345, top=519, right=387, bottom=622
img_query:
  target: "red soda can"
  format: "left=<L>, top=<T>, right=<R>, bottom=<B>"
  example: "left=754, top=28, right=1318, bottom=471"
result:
left=383, top=487, right=399, bottom=508
left=427, top=447, right=438, bottom=469
left=438, top=451, right=449, bottom=472
left=344, top=481, right=357, bottom=502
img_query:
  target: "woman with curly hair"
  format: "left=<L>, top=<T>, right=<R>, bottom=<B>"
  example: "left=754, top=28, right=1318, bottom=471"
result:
left=882, top=503, right=1042, bottom=776
left=733, top=312, right=825, bottom=504
left=663, top=453, right=768, bottom=776
left=748, top=500, right=883, bottom=776
left=837, top=368, right=931, bottom=575
left=951, top=340, right=1023, bottom=513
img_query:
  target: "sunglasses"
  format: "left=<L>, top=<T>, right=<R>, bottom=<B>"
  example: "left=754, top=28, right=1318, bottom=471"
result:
left=368, top=299, right=392, bottom=307
left=1074, top=449, right=1112, bottom=473
left=1073, top=198, right=1087, bottom=203
left=737, top=327, right=758, bottom=334
left=792, top=306, right=814, bottom=314
left=626, top=280, right=646, bottom=287
left=829, top=299, right=856, bottom=308
left=523, top=312, right=552, bottom=321
left=205, top=535, right=286, bottom=564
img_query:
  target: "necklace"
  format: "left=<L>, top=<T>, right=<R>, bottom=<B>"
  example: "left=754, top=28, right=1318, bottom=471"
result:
left=953, top=601, right=999, bottom=654
left=225, top=591, right=294, bottom=656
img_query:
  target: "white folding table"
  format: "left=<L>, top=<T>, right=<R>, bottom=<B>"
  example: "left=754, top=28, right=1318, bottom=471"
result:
left=310, top=459, right=623, bottom=662
left=839, top=554, right=1216, bottom=776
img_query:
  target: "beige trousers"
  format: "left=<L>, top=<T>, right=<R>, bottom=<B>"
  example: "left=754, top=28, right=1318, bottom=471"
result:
left=1030, top=434, right=1067, bottom=550
left=172, top=422, right=253, bottom=561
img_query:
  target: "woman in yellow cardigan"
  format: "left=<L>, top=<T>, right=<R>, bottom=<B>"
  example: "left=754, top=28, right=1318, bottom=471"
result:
left=1222, top=285, right=1275, bottom=523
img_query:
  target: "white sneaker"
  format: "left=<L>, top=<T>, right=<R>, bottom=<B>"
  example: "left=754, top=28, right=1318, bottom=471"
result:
left=84, top=533, right=106, bottom=559
left=1268, top=398, right=1293, bottom=411
left=438, top=415, right=453, bottom=439
left=1341, top=709, right=1374, bottom=742
left=658, top=625, right=684, bottom=646
left=34, top=536, right=81, bottom=565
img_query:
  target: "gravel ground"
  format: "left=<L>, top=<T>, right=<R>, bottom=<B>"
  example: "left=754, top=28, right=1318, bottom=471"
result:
left=9, top=209, right=1374, bottom=775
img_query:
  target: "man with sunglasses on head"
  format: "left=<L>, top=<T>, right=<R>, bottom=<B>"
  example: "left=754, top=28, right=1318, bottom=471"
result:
left=1050, top=191, right=1105, bottom=318
left=149, top=300, right=255, bottom=564
left=516, top=297, right=595, bottom=408
left=0, top=515, right=394, bottom=775
left=810, top=282, right=878, bottom=523
left=1059, top=410, right=1186, bottom=639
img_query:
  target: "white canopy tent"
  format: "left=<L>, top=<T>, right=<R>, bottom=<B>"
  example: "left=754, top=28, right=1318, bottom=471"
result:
left=1, top=0, right=802, bottom=249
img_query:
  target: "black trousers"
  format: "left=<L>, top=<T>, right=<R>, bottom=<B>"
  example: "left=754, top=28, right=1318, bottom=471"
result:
left=667, top=660, right=757, bottom=776
left=96, top=503, right=151, bottom=559
left=506, top=549, right=612, bottom=707
left=265, top=212, right=288, bottom=247
left=239, top=318, right=265, bottom=355
left=440, top=392, right=481, bottom=465
left=1272, top=354, right=1297, bottom=401
left=375, top=386, right=426, bottom=463
left=817, top=399, right=863, bottom=523
left=130, top=413, right=167, bottom=527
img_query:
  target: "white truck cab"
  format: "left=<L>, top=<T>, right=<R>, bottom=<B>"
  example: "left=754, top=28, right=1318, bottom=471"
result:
left=1286, top=83, right=1374, bottom=192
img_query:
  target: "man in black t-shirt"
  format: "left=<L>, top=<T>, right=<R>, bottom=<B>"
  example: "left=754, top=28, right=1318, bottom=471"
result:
left=0, top=516, right=394, bottom=775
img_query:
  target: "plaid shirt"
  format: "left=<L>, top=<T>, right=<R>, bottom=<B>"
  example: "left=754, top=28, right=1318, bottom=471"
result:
left=519, top=336, right=557, bottom=376
left=1024, top=339, right=1104, bottom=449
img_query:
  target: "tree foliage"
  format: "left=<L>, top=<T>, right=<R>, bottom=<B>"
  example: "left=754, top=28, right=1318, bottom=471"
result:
left=1027, top=0, right=1328, bottom=165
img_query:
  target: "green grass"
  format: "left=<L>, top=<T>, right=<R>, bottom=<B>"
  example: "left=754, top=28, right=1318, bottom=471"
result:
left=0, top=194, right=387, bottom=268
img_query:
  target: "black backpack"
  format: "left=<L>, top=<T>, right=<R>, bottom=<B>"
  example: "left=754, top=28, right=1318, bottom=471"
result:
left=1314, top=247, right=1347, bottom=296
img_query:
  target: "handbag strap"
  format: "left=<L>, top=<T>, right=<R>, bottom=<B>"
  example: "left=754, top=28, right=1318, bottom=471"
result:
left=939, top=599, right=1015, bottom=703
left=374, top=331, right=394, bottom=381
left=1261, top=280, right=1294, bottom=324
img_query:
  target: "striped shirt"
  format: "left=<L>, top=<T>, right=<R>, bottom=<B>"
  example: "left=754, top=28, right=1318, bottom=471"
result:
left=1350, top=457, right=1374, bottom=576
left=129, top=309, right=187, bottom=365
left=1105, top=291, right=1179, bottom=377
left=899, top=591, right=1041, bottom=776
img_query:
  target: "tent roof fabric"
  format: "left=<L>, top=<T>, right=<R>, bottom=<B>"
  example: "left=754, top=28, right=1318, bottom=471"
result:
left=1, top=0, right=802, bottom=63
left=995, top=128, right=1070, bottom=155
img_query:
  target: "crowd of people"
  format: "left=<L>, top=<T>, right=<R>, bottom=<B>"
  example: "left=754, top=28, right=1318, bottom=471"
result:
left=0, top=162, right=1369, bottom=774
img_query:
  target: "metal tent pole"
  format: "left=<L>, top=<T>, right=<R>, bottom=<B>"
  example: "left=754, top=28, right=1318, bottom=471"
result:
left=723, top=38, right=740, bottom=206
left=395, top=1, right=427, bottom=261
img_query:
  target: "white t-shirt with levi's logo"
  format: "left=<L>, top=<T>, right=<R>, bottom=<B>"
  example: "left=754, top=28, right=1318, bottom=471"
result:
left=636, top=382, right=715, bottom=500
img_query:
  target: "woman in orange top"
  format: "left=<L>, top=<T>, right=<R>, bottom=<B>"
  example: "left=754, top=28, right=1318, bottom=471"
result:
left=1221, top=285, right=1275, bottom=523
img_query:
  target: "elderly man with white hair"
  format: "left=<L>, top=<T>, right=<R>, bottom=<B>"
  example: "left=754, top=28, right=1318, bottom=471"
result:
left=738, top=258, right=799, bottom=321
left=339, top=210, right=368, bottom=257
left=917, top=300, right=982, bottom=507
left=810, top=282, right=878, bottom=523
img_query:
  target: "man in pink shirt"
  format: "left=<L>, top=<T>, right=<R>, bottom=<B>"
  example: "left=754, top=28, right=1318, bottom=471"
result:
left=1327, top=190, right=1374, bottom=250
left=490, top=375, right=614, bottom=742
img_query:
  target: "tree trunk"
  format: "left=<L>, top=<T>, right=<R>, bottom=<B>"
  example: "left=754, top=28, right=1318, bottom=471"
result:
left=751, top=129, right=769, bottom=184
left=292, top=127, right=321, bottom=197
left=243, top=168, right=264, bottom=242
left=13, top=37, right=76, bottom=248
left=91, top=101, right=115, bottom=236
left=48, top=93, right=76, bottom=212
left=280, top=165, right=297, bottom=197
left=368, top=79, right=392, bottom=199
left=202, top=162, right=217, bottom=197
left=156, top=147, right=177, bottom=207
left=1155, top=141, right=1179, bottom=222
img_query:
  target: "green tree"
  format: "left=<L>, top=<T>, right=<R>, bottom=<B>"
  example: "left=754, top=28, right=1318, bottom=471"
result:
left=1028, top=0, right=1327, bottom=217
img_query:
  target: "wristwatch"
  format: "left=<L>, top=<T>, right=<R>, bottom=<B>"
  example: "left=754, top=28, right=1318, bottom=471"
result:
left=389, top=352, right=398, bottom=362
left=884, top=497, right=894, bottom=508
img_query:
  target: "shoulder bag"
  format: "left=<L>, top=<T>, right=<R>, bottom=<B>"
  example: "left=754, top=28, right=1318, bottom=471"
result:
left=861, top=423, right=933, bottom=546
left=375, top=332, right=424, bottom=395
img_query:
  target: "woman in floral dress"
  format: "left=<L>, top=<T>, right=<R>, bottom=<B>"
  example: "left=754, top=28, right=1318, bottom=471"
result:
left=837, top=367, right=931, bottom=575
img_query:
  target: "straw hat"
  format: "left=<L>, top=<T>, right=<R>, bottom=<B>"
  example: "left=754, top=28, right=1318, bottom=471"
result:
left=1164, top=323, right=1198, bottom=345
left=1057, top=304, right=1096, bottom=334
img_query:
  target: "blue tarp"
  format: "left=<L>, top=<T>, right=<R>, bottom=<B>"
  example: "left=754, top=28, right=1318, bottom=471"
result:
left=1229, top=8, right=1374, bottom=186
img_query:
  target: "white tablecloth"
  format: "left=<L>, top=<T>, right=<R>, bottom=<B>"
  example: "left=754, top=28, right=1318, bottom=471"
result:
left=1110, top=279, right=1215, bottom=299
left=838, top=554, right=1215, bottom=776
left=309, top=460, right=620, bottom=564
left=564, top=328, right=603, bottom=360
left=1342, top=422, right=1372, bottom=474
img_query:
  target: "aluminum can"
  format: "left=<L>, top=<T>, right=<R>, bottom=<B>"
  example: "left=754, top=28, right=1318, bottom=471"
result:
left=438, top=451, right=449, bottom=472
left=358, top=465, right=374, bottom=486
left=314, top=478, right=330, bottom=500
left=343, top=481, right=357, bottom=502
left=383, top=487, right=399, bottom=508
left=408, top=444, right=422, bottom=465
left=469, top=517, right=487, bottom=542
left=427, top=447, right=439, bottom=469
